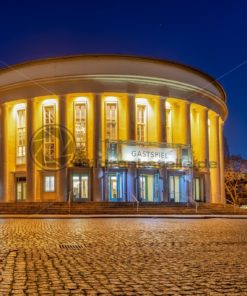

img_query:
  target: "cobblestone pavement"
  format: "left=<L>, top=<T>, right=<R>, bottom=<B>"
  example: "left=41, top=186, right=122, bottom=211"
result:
left=0, top=218, right=247, bottom=295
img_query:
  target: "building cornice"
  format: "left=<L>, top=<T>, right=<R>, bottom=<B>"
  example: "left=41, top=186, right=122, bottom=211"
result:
left=0, top=54, right=226, bottom=102
left=0, top=73, right=228, bottom=120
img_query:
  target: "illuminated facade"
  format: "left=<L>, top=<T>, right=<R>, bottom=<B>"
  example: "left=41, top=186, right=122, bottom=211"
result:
left=0, top=55, right=227, bottom=203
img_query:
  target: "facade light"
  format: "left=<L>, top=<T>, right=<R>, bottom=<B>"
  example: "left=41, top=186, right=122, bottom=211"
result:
left=136, top=98, right=147, bottom=104
left=105, top=96, right=118, bottom=102
left=75, top=96, right=88, bottom=102
left=165, top=101, right=171, bottom=108
left=14, top=103, right=26, bottom=111
left=43, top=99, right=57, bottom=106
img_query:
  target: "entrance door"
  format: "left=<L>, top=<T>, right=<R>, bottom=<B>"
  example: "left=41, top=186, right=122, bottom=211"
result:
left=169, top=175, right=181, bottom=202
left=72, top=174, right=89, bottom=201
left=139, top=175, right=147, bottom=201
left=16, top=177, right=27, bottom=201
left=108, top=172, right=124, bottom=201
left=139, top=173, right=161, bottom=202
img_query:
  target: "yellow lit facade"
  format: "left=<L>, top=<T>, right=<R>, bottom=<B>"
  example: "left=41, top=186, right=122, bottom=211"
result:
left=0, top=55, right=228, bottom=203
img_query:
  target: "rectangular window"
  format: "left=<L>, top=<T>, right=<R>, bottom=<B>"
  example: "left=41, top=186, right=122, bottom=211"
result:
left=136, top=105, right=147, bottom=142
left=74, top=102, right=87, bottom=158
left=105, top=103, right=118, bottom=140
left=44, top=176, right=55, bottom=192
left=43, top=105, right=56, bottom=163
left=16, top=109, right=26, bottom=164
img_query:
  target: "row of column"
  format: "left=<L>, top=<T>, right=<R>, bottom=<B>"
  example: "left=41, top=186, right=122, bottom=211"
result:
left=0, top=94, right=225, bottom=203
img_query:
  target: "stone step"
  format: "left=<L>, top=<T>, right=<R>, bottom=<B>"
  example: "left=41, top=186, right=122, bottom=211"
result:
left=0, top=202, right=245, bottom=215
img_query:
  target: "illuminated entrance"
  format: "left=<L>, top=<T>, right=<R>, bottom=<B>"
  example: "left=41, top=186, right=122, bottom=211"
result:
left=108, top=172, right=125, bottom=201
left=138, top=172, right=161, bottom=202
left=16, top=177, right=27, bottom=201
left=72, top=174, right=89, bottom=201
left=168, top=174, right=187, bottom=202
left=106, top=141, right=192, bottom=203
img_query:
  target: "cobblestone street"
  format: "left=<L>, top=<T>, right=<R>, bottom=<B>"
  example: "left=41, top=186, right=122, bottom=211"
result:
left=0, top=218, right=247, bottom=295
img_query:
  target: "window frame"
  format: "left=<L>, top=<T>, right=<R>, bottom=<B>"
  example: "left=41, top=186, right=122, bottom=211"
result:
left=73, top=101, right=88, bottom=158
left=168, top=175, right=181, bottom=202
left=108, top=172, right=124, bottom=200
left=72, top=173, right=89, bottom=200
left=105, top=102, right=118, bottom=141
left=43, top=104, right=56, bottom=163
left=136, top=103, right=147, bottom=142
left=16, top=108, right=26, bottom=165
left=44, top=175, right=56, bottom=193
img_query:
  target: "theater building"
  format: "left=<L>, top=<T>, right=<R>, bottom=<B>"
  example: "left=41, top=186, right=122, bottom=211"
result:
left=0, top=55, right=227, bottom=203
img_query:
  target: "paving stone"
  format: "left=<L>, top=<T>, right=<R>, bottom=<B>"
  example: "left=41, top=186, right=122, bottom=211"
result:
left=0, top=218, right=247, bottom=295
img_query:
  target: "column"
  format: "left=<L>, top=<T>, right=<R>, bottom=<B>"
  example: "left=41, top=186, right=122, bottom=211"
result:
left=127, top=94, right=136, bottom=200
left=172, top=101, right=191, bottom=145
left=200, top=108, right=211, bottom=203
left=127, top=94, right=136, bottom=141
left=2, top=104, right=12, bottom=201
left=209, top=114, right=221, bottom=203
left=215, top=115, right=221, bottom=202
left=200, top=108, right=210, bottom=164
left=159, top=98, right=167, bottom=202
left=219, top=119, right=225, bottom=204
left=0, top=104, right=6, bottom=201
left=26, top=99, right=35, bottom=201
left=159, top=97, right=166, bottom=142
left=93, top=93, right=103, bottom=201
left=183, top=102, right=192, bottom=203
left=184, top=102, right=191, bottom=146
left=58, top=95, right=67, bottom=202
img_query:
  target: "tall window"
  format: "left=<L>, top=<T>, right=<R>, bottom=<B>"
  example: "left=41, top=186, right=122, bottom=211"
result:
left=166, top=105, right=173, bottom=143
left=136, top=105, right=147, bottom=142
left=16, top=108, right=26, bottom=164
left=105, top=103, right=118, bottom=140
left=74, top=102, right=87, bottom=158
left=43, top=105, right=56, bottom=163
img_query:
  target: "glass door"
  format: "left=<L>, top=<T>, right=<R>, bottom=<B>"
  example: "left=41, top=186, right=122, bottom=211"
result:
left=139, top=175, right=148, bottom=201
left=72, top=174, right=89, bottom=201
left=169, top=175, right=181, bottom=202
left=16, top=177, right=27, bottom=201
left=139, top=173, right=161, bottom=202
left=108, top=172, right=124, bottom=201
left=153, top=173, right=161, bottom=202
left=81, top=176, right=88, bottom=199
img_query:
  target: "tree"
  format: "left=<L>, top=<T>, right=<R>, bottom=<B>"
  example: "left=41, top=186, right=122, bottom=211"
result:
left=225, top=155, right=247, bottom=206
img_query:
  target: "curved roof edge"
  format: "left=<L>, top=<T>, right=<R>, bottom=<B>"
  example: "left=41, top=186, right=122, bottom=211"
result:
left=0, top=54, right=227, bottom=102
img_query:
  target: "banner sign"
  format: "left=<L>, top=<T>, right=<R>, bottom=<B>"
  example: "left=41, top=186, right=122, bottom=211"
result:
left=120, top=144, right=177, bottom=163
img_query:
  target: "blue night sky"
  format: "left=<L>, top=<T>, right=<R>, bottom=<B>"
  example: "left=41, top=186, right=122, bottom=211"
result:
left=1, top=1, right=247, bottom=158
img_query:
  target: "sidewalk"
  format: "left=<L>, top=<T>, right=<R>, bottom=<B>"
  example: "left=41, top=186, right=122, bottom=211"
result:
left=0, top=214, right=247, bottom=219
